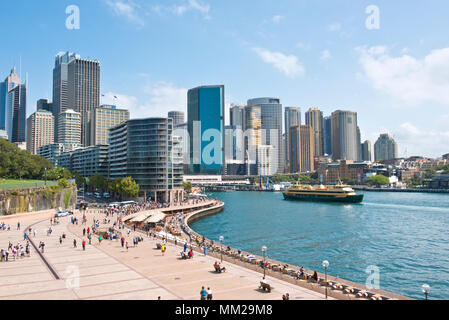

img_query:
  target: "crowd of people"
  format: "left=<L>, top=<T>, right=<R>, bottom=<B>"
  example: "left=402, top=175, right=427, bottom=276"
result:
left=1, top=240, right=31, bottom=261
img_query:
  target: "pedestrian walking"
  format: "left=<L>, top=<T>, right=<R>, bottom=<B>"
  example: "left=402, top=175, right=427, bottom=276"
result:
left=161, top=244, right=166, bottom=256
left=73, top=239, right=77, bottom=248
left=82, top=240, right=86, bottom=251
left=200, top=286, right=207, bottom=300
left=207, top=287, right=213, bottom=300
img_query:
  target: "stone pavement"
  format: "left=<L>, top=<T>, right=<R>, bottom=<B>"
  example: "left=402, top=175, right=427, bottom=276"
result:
left=0, top=209, right=330, bottom=300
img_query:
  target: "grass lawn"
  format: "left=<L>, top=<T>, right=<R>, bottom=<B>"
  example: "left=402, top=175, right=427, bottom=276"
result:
left=0, top=179, right=58, bottom=190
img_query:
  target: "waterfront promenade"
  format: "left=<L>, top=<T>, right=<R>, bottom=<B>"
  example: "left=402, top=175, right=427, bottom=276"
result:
left=0, top=207, right=329, bottom=300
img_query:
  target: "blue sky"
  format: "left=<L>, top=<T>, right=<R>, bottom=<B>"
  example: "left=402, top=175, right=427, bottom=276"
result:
left=1, top=0, right=449, bottom=158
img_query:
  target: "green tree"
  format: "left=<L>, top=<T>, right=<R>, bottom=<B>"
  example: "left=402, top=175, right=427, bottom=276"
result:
left=366, top=175, right=390, bottom=186
left=182, top=181, right=192, bottom=192
left=72, top=170, right=86, bottom=188
left=47, top=167, right=72, bottom=181
left=118, top=176, right=139, bottom=198
left=88, top=174, right=106, bottom=190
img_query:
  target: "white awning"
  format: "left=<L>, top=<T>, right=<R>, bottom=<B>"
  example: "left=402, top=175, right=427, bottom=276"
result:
left=146, top=211, right=166, bottom=224
left=129, top=212, right=153, bottom=222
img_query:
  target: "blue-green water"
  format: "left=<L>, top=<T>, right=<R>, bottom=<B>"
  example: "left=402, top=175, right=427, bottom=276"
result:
left=190, top=191, right=449, bottom=300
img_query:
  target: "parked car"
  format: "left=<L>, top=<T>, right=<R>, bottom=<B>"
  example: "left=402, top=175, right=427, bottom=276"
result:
left=86, top=192, right=93, bottom=196
left=55, top=210, right=74, bottom=217
left=103, top=192, right=110, bottom=198
left=94, top=192, right=101, bottom=198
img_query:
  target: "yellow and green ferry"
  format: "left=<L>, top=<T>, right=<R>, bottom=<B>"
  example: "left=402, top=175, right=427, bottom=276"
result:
left=283, top=182, right=364, bottom=203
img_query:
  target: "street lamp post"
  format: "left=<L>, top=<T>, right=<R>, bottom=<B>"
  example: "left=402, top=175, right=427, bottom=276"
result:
left=322, top=260, right=329, bottom=299
left=219, top=236, right=224, bottom=262
left=44, top=168, right=47, bottom=186
left=262, top=246, right=267, bottom=277
left=422, top=284, right=430, bottom=300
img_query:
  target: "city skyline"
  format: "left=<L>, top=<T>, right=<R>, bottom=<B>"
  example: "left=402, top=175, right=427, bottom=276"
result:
left=1, top=1, right=448, bottom=158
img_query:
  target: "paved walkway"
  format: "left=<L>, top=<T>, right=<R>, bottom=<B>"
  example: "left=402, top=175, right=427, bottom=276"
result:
left=0, top=209, right=330, bottom=300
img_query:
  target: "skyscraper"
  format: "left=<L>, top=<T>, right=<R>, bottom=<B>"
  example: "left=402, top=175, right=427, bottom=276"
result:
left=52, top=52, right=100, bottom=146
left=67, top=55, right=100, bottom=146
left=284, top=106, right=301, bottom=167
left=374, top=133, right=398, bottom=161
left=52, top=52, right=78, bottom=142
left=0, top=67, right=26, bottom=143
left=289, top=125, right=315, bottom=173
left=90, top=105, right=129, bottom=145
left=58, top=109, right=81, bottom=151
left=323, top=116, right=332, bottom=156
left=7, top=82, right=27, bottom=143
left=26, top=110, right=54, bottom=155
left=230, top=104, right=245, bottom=128
left=247, top=97, right=283, bottom=174
left=168, top=111, right=185, bottom=127
left=37, top=99, right=52, bottom=112
left=356, top=126, right=362, bottom=161
left=305, top=107, right=324, bottom=157
left=187, top=85, right=225, bottom=174
left=331, top=110, right=358, bottom=161
left=362, top=140, right=373, bottom=162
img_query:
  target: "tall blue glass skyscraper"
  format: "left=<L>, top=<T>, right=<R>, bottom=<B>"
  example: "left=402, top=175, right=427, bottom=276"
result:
left=187, top=85, right=225, bottom=174
left=0, top=67, right=26, bottom=142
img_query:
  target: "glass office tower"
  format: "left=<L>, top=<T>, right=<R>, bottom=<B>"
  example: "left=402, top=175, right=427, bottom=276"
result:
left=187, top=85, right=225, bottom=174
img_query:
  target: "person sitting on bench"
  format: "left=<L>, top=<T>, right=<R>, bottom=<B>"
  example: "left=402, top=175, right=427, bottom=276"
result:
left=259, top=277, right=271, bottom=292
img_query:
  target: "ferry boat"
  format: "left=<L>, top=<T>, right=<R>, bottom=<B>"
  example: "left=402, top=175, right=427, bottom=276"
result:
left=283, top=182, right=364, bottom=203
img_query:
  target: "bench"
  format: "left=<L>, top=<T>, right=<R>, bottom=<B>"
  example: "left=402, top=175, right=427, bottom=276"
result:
left=259, top=282, right=271, bottom=292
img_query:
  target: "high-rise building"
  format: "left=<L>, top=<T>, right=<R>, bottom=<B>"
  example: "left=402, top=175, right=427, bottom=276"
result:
left=289, top=125, right=315, bottom=173
left=1, top=67, right=26, bottom=143
left=187, top=85, right=225, bottom=174
left=90, top=105, right=129, bottom=146
left=0, top=67, right=21, bottom=133
left=109, top=118, right=184, bottom=203
left=52, top=52, right=100, bottom=146
left=357, top=126, right=362, bottom=161
left=37, top=99, right=52, bottom=112
left=230, top=104, right=245, bottom=128
left=168, top=111, right=185, bottom=127
left=247, top=97, right=283, bottom=174
left=7, top=83, right=27, bottom=143
left=331, top=110, right=359, bottom=161
left=323, top=116, right=332, bottom=156
left=362, top=140, right=373, bottom=162
left=52, top=52, right=78, bottom=142
left=26, top=110, right=54, bottom=155
left=374, top=133, right=398, bottom=161
left=305, top=107, right=324, bottom=157
left=284, top=106, right=301, bottom=167
left=58, top=109, right=81, bottom=151
left=67, top=55, right=100, bottom=146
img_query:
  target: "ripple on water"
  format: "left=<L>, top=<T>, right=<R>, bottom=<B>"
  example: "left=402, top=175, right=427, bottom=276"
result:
left=190, top=191, right=449, bottom=299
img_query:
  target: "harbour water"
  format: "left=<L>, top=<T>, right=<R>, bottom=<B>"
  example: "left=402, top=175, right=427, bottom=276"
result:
left=190, top=191, right=449, bottom=300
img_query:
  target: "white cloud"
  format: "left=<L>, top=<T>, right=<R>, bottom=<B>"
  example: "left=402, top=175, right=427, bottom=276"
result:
left=253, top=47, right=305, bottom=78
left=394, top=123, right=449, bottom=158
left=105, top=0, right=144, bottom=26
left=101, top=82, right=187, bottom=119
left=272, top=15, right=284, bottom=23
left=328, top=23, right=341, bottom=32
left=141, top=81, right=187, bottom=117
left=356, top=46, right=449, bottom=105
left=320, top=50, right=332, bottom=61
left=168, top=0, right=211, bottom=19
left=101, top=92, right=139, bottom=109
